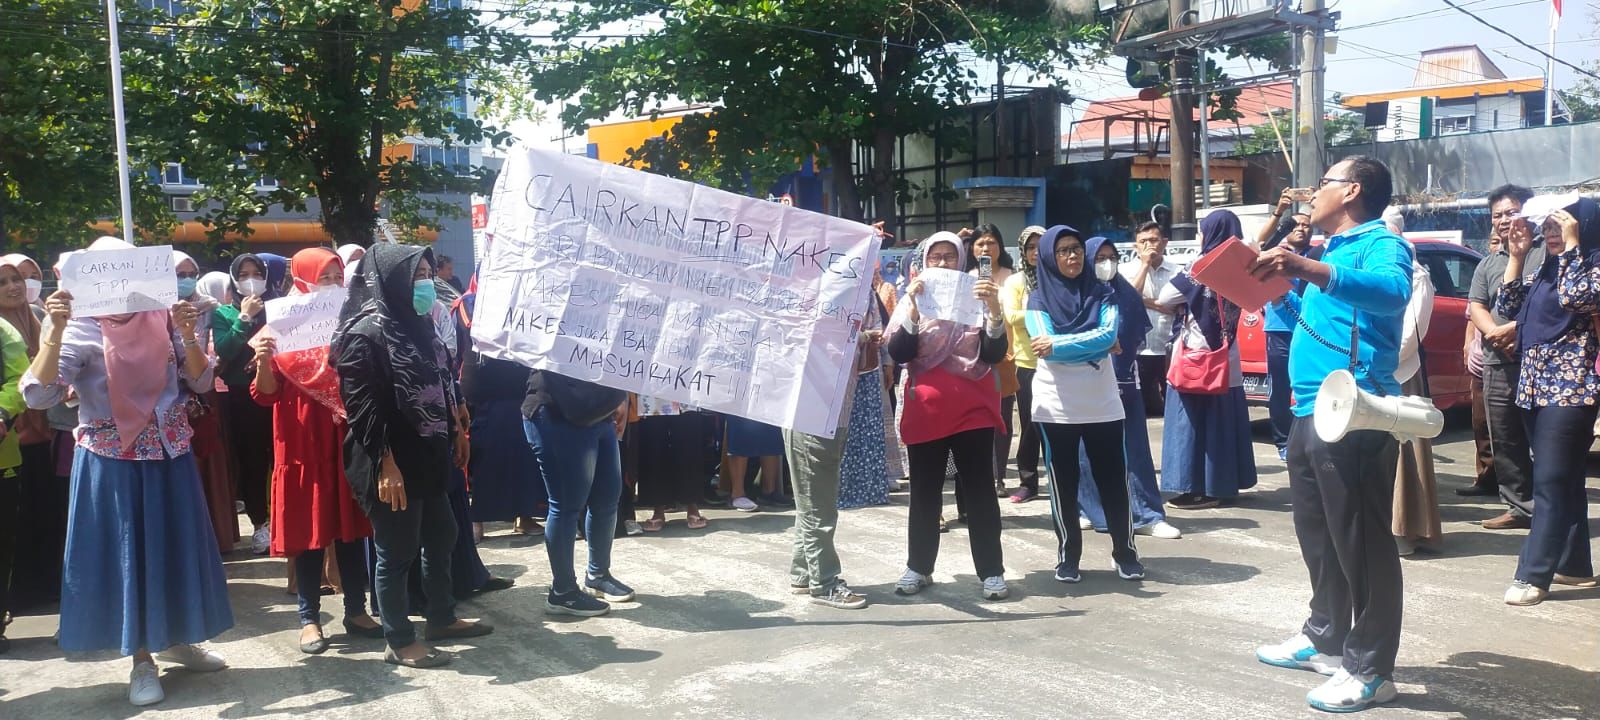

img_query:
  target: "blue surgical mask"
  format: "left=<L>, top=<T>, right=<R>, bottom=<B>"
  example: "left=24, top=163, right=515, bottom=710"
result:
left=177, top=277, right=198, bottom=298
left=412, top=279, right=436, bottom=315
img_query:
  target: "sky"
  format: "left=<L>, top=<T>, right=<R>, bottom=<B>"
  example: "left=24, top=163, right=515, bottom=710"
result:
left=503, top=0, right=1600, bottom=150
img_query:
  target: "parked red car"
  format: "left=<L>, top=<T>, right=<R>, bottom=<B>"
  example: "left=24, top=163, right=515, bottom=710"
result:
left=1237, top=239, right=1484, bottom=411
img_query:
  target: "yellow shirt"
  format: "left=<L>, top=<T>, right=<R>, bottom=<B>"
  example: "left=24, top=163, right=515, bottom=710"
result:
left=1001, top=272, right=1037, bottom=370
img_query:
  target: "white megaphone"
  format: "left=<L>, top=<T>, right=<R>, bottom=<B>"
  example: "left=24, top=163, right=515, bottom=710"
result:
left=1314, top=369, right=1444, bottom=443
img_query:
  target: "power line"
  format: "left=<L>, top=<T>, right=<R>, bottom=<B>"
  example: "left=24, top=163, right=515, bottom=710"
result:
left=1337, top=38, right=1600, bottom=104
left=1341, top=0, right=1539, bottom=31
left=1439, top=0, right=1600, bottom=83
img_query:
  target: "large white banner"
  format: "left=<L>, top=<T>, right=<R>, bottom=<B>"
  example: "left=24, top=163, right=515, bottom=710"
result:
left=472, top=147, right=880, bottom=437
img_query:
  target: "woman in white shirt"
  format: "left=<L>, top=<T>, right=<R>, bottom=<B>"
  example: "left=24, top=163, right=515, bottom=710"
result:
left=1025, top=226, right=1144, bottom=583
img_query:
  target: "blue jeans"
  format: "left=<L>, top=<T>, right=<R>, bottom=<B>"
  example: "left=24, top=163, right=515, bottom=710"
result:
left=294, top=540, right=370, bottom=626
left=1078, top=379, right=1166, bottom=530
left=1515, top=404, right=1597, bottom=588
left=1267, top=331, right=1293, bottom=451
left=525, top=408, right=622, bottom=595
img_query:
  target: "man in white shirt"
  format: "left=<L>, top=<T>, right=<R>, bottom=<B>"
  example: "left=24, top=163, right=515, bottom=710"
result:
left=1120, top=221, right=1180, bottom=414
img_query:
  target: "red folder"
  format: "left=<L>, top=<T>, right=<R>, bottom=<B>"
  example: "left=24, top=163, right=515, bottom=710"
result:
left=1187, top=236, right=1293, bottom=311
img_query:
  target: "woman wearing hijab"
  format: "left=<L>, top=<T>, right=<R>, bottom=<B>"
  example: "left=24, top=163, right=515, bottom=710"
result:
left=1002, top=226, right=1047, bottom=503
left=337, top=244, right=366, bottom=286
left=170, top=252, right=239, bottom=553
left=1157, top=211, right=1258, bottom=509
left=335, top=243, right=492, bottom=668
left=1494, top=198, right=1600, bottom=606
left=459, top=285, right=549, bottom=537
left=22, top=238, right=232, bottom=705
left=213, top=252, right=287, bottom=553
left=1074, top=238, right=1182, bottom=541
left=251, top=248, right=383, bottom=653
left=1024, top=228, right=1144, bottom=583
left=0, top=254, right=58, bottom=618
left=886, top=232, right=1010, bottom=600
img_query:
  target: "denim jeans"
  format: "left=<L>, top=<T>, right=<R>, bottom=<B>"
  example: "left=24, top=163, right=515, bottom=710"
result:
left=1515, top=404, right=1598, bottom=589
left=1266, top=331, right=1294, bottom=451
left=368, top=493, right=457, bottom=650
left=294, top=540, right=370, bottom=626
left=525, top=407, right=622, bottom=595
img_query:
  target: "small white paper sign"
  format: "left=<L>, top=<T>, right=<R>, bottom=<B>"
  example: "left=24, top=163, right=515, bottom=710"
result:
left=264, top=288, right=348, bottom=353
left=913, top=267, right=984, bottom=327
left=59, top=245, right=179, bottom=318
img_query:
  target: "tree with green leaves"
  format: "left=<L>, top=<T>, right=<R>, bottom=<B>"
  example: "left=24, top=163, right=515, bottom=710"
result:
left=1559, top=9, right=1599, bottom=123
left=0, top=0, right=178, bottom=255
left=1230, top=107, right=1372, bottom=158
left=161, top=0, right=535, bottom=247
left=523, top=1, right=1106, bottom=225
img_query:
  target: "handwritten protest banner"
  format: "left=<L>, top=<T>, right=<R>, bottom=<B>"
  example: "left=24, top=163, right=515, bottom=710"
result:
left=472, top=147, right=880, bottom=437
left=264, top=288, right=347, bottom=353
left=58, top=245, right=179, bottom=318
left=912, top=268, right=985, bottom=327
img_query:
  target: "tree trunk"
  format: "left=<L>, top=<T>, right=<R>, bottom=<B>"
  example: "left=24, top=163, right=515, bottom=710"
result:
left=869, top=126, right=896, bottom=231
left=826, top=139, right=865, bottom=222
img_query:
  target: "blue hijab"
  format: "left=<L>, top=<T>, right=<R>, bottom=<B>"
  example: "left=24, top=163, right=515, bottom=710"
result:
left=1027, top=225, right=1113, bottom=336
left=1517, top=196, right=1600, bottom=352
left=1169, top=210, right=1243, bottom=348
left=257, top=252, right=289, bottom=300
left=1087, top=236, right=1152, bottom=354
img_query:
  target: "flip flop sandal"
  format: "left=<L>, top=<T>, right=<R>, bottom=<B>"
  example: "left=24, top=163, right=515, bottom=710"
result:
left=641, top=518, right=666, bottom=532
left=384, top=647, right=452, bottom=669
left=686, top=515, right=709, bottom=530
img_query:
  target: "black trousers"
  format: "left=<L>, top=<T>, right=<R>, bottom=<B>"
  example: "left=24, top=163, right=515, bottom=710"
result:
left=224, top=388, right=275, bottom=527
left=1515, top=404, right=1597, bottom=588
left=1482, top=363, right=1534, bottom=518
left=1287, top=418, right=1403, bottom=678
left=5, top=442, right=63, bottom=610
left=1137, top=355, right=1168, bottom=416
left=1015, top=368, right=1042, bottom=490
left=906, top=428, right=1004, bottom=579
left=1040, top=421, right=1138, bottom=567
left=636, top=414, right=709, bottom=508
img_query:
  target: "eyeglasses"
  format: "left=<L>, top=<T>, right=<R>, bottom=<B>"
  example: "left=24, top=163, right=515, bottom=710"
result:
left=1056, top=245, right=1085, bottom=257
left=1318, top=177, right=1355, bottom=188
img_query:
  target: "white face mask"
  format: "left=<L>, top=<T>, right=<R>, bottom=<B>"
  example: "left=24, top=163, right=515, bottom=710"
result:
left=236, top=277, right=266, bottom=298
left=1095, top=259, right=1118, bottom=283
left=23, top=279, right=41, bottom=303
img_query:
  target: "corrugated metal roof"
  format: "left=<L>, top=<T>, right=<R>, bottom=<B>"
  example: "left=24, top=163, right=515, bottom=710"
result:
left=1413, top=46, right=1507, bottom=87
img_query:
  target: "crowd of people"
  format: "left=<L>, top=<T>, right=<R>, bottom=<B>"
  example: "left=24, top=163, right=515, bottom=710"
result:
left=0, top=156, right=1594, bottom=715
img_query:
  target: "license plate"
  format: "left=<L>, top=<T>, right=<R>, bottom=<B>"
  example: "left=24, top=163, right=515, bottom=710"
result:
left=1243, top=373, right=1271, bottom=397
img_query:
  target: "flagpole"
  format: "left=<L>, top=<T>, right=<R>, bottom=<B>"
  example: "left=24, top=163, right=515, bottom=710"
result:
left=1545, top=2, right=1558, bottom=126
left=105, top=0, right=135, bottom=242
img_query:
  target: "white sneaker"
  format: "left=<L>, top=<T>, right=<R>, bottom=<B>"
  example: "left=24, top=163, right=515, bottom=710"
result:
left=156, top=643, right=227, bottom=672
left=894, top=568, right=933, bottom=596
left=1078, top=516, right=1092, bottom=531
left=251, top=525, right=270, bottom=555
left=1135, top=520, right=1182, bottom=539
left=128, top=661, right=164, bottom=706
left=732, top=496, right=759, bottom=512
left=1306, top=669, right=1398, bottom=713
left=1255, top=633, right=1342, bottom=676
left=980, top=576, right=1009, bottom=600
left=1504, top=580, right=1548, bottom=606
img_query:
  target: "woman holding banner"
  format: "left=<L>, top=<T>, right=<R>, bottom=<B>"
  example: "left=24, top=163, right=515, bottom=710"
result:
left=1157, top=211, right=1258, bottom=509
left=886, top=232, right=1010, bottom=601
left=23, top=237, right=233, bottom=706
left=335, top=243, right=492, bottom=668
left=213, top=252, right=288, bottom=554
left=251, top=248, right=383, bottom=654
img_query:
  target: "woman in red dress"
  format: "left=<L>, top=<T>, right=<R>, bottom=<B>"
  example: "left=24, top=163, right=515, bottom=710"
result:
left=251, top=248, right=383, bottom=653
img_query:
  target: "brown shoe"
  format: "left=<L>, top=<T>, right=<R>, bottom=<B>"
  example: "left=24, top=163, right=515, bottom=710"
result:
left=1554, top=574, right=1600, bottom=587
left=1482, top=512, right=1531, bottom=530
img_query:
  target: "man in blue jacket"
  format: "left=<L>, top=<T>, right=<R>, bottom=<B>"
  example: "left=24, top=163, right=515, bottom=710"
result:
left=1247, top=156, right=1414, bottom=713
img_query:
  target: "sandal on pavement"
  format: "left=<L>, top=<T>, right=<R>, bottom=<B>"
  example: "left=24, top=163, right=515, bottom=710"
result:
left=686, top=515, right=709, bottom=530
left=384, top=647, right=452, bottom=669
left=641, top=518, right=665, bottom=532
left=424, top=620, right=495, bottom=642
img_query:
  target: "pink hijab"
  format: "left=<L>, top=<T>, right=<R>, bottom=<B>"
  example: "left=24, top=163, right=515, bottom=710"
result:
left=885, top=232, right=990, bottom=381
left=86, top=237, right=173, bottom=450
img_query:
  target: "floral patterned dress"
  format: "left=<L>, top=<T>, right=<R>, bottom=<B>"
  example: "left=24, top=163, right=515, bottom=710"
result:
left=1494, top=249, right=1600, bottom=409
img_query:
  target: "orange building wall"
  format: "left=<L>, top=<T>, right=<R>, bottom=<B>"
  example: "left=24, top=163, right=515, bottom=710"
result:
left=586, top=115, right=689, bottom=165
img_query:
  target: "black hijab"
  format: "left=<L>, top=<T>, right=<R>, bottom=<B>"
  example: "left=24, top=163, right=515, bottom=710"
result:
left=1168, top=210, right=1243, bottom=348
left=1517, top=197, right=1600, bottom=352
left=334, top=243, right=452, bottom=439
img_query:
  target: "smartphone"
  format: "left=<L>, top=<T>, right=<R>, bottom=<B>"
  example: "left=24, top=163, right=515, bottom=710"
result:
left=1289, top=187, right=1315, bottom=203
left=978, top=256, right=993, bottom=280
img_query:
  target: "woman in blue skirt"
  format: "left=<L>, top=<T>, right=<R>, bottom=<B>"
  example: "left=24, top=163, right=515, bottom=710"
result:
left=1156, top=212, right=1259, bottom=508
left=22, top=238, right=234, bottom=707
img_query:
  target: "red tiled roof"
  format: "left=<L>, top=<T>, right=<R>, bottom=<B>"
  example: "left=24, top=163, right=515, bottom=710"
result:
left=1064, top=81, right=1294, bottom=146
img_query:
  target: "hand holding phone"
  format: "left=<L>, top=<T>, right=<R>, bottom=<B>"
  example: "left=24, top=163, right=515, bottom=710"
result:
left=978, top=256, right=993, bottom=280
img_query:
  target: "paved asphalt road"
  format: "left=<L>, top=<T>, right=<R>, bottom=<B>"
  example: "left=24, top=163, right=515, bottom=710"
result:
left=3, top=411, right=1597, bottom=719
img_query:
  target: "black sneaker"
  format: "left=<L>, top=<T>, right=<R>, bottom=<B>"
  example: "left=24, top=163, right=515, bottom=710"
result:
left=585, top=574, right=636, bottom=602
left=1114, top=558, right=1146, bottom=581
left=1054, top=560, right=1082, bottom=584
left=758, top=492, right=795, bottom=508
left=545, top=589, right=611, bottom=617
